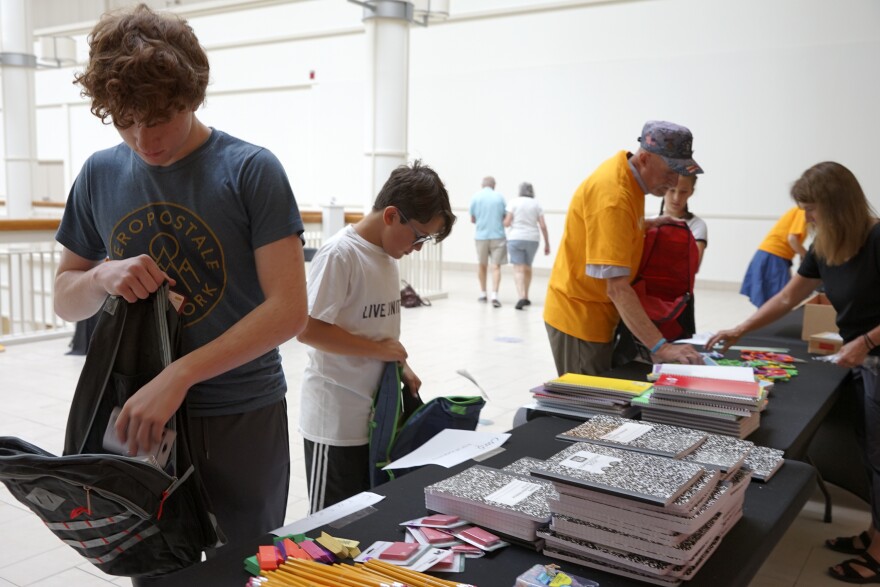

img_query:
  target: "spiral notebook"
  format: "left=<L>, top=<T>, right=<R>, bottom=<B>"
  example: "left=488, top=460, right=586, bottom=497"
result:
left=545, top=373, right=653, bottom=399
left=653, top=374, right=763, bottom=408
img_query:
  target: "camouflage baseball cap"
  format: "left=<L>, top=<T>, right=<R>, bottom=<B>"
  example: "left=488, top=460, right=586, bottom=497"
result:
left=638, top=120, right=703, bottom=176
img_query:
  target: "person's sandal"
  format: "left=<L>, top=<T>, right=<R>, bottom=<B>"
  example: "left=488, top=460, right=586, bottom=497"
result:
left=828, top=531, right=872, bottom=555
left=829, top=552, right=880, bottom=583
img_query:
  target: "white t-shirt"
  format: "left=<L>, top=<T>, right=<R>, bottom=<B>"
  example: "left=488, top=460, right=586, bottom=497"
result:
left=299, top=225, right=402, bottom=446
left=686, top=214, right=708, bottom=244
left=505, top=197, right=544, bottom=242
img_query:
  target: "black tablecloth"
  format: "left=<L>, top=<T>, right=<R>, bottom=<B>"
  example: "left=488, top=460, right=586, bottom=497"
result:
left=159, top=417, right=817, bottom=587
left=532, top=307, right=851, bottom=460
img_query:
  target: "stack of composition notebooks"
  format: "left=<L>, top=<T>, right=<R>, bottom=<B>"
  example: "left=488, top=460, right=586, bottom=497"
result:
left=528, top=373, right=652, bottom=419
left=423, top=464, right=555, bottom=546
left=557, top=417, right=783, bottom=483
left=637, top=371, right=766, bottom=438
left=529, top=442, right=750, bottom=586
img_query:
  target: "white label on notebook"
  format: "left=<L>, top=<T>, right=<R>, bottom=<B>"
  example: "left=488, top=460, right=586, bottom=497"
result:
left=599, top=421, right=653, bottom=443
left=559, top=450, right=620, bottom=474
left=484, top=479, right=543, bottom=505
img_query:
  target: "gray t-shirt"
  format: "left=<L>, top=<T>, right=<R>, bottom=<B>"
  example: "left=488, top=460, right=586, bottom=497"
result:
left=57, top=129, right=303, bottom=416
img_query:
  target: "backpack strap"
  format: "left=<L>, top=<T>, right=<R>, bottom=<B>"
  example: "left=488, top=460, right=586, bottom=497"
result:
left=367, top=362, right=404, bottom=487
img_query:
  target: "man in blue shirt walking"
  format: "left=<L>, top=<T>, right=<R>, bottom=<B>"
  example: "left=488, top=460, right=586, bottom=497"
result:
left=469, top=176, right=507, bottom=307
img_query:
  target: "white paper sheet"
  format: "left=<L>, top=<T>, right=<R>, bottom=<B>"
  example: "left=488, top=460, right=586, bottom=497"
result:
left=271, top=491, right=385, bottom=536
left=383, top=429, right=510, bottom=470
left=673, top=332, right=714, bottom=345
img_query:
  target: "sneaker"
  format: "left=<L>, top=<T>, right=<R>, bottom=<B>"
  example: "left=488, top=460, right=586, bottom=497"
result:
left=523, top=299, right=531, bottom=306
left=515, top=299, right=527, bottom=310
left=492, top=299, right=502, bottom=308
left=478, top=295, right=487, bottom=303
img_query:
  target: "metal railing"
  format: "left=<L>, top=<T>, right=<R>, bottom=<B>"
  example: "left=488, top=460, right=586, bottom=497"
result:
left=0, top=242, right=73, bottom=343
left=0, top=213, right=445, bottom=344
left=302, top=224, right=445, bottom=300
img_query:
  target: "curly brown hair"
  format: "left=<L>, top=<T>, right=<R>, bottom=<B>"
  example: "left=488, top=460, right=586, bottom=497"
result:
left=73, top=3, right=209, bottom=128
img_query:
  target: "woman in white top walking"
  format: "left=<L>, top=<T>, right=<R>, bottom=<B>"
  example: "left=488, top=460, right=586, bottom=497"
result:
left=504, top=182, right=551, bottom=310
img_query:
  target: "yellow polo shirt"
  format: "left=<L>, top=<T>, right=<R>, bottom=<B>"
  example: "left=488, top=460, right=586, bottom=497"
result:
left=758, top=207, right=807, bottom=260
left=544, top=151, right=646, bottom=342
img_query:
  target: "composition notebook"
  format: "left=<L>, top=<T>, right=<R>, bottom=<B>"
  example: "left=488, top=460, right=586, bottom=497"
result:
left=530, top=442, right=708, bottom=507
left=557, top=415, right=707, bottom=459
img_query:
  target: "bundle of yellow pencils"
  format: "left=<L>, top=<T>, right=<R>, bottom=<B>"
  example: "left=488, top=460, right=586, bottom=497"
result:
left=252, top=557, right=476, bottom=587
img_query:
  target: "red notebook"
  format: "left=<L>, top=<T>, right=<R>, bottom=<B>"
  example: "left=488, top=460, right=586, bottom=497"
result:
left=654, top=374, right=762, bottom=405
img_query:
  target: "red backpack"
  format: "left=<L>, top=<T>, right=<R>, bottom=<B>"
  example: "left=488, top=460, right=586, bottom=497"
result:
left=631, top=222, right=699, bottom=341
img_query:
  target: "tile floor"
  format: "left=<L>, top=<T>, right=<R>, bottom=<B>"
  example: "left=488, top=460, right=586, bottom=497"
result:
left=0, top=267, right=866, bottom=586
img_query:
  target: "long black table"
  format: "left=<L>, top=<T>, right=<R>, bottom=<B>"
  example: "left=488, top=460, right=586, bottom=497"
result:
left=160, top=416, right=817, bottom=587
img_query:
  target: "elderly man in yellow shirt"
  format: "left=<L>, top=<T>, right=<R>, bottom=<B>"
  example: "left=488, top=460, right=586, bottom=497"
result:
left=544, top=121, right=707, bottom=376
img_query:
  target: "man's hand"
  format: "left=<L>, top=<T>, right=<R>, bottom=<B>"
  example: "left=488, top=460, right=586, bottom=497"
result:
left=94, top=254, right=175, bottom=303
left=644, top=215, right=688, bottom=230
left=653, top=342, right=704, bottom=365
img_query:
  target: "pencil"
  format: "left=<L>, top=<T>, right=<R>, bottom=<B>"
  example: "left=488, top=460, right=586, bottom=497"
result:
left=368, top=558, right=472, bottom=587
left=261, top=569, right=311, bottom=587
left=280, top=560, right=374, bottom=587
left=363, top=559, right=454, bottom=587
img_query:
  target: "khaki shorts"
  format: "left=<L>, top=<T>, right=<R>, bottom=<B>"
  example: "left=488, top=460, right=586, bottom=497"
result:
left=475, top=238, right=508, bottom=266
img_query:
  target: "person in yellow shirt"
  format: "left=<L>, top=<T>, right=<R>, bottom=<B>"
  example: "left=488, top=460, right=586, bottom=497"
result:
left=544, top=121, right=706, bottom=376
left=739, top=206, right=809, bottom=307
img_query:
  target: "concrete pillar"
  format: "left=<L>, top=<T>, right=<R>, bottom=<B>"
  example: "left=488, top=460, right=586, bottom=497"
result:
left=0, top=0, right=38, bottom=219
left=361, top=0, right=411, bottom=210
left=321, top=202, right=345, bottom=242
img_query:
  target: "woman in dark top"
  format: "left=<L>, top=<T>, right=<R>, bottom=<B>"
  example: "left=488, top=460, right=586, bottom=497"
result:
left=707, top=161, right=880, bottom=584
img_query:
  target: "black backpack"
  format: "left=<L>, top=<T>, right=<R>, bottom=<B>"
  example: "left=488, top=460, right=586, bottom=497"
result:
left=368, top=362, right=485, bottom=487
left=0, top=286, right=224, bottom=578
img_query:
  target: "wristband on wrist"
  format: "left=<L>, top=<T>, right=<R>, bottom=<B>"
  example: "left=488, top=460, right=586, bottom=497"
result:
left=650, top=337, right=667, bottom=354
left=865, top=333, right=877, bottom=351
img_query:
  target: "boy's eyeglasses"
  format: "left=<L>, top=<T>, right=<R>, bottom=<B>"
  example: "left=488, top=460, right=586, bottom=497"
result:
left=396, top=208, right=435, bottom=246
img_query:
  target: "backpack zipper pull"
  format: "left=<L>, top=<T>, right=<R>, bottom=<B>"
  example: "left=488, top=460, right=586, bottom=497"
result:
left=84, top=486, right=92, bottom=515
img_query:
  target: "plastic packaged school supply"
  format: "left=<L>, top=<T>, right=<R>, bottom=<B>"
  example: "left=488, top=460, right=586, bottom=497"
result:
left=515, top=563, right=599, bottom=587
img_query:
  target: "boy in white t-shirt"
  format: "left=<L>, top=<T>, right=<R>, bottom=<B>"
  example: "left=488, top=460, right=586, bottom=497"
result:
left=297, top=161, right=456, bottom=512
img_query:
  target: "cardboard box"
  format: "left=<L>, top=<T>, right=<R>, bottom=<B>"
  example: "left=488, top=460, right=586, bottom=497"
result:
left=808, top=331, right=843, bottom=355
left=800, top=293, right=839, bottom=341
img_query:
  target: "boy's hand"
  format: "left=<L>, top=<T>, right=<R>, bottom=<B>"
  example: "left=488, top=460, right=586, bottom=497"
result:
left=375, top=338, right=408, bottom=363
left=94, top=254, right=176, bottom=303
left=115, top=363, right=189, bottom=456
left=401, top=362, right=422, bottom=396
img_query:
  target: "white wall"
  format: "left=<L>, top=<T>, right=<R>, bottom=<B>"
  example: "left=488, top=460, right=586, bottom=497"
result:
left=27, top=0, right=880, bottom=285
